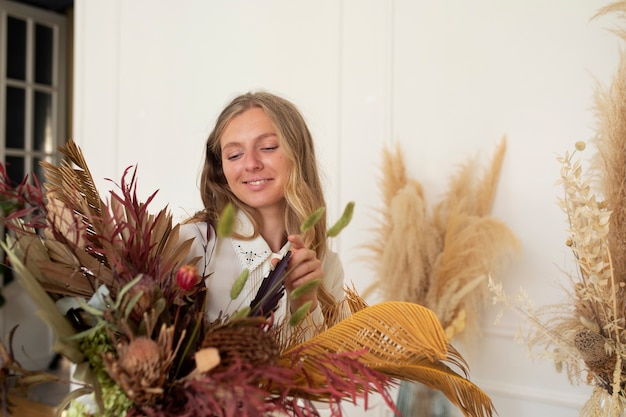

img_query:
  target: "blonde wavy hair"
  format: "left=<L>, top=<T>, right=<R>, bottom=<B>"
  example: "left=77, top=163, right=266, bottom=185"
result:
left=188, top=91, right=328, bottom=260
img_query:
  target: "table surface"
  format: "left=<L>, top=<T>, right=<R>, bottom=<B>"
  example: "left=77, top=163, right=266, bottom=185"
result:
left=3, top=395, right=55, bottom=417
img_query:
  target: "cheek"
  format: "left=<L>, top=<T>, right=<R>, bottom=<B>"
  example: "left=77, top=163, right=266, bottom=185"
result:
left=221, top=163, right=238, bottom=185
left=277, top=155, right=293, bottom=177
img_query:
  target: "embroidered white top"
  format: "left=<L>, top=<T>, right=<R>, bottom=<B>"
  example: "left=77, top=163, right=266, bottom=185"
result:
left=178, top=210, right=345, bottom=325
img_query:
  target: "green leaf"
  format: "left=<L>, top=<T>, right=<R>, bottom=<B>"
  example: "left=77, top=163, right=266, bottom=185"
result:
left=229, top=306, right=251, bottom=321
left=123, top=291, right=144, bottom=320
left=326, top=201, right=355, bottom=237
left=66, top=321, right=107, bottom=341
left=300, top=207, right=325, bottom=233
left=118, top=275, right=144, bottom=302
left=217, top=203, right=236, bottom=237
left=230, top=269, right=249, bottom=299
left=74, top=298, right=105, bottom=317
left=289, top=300, right=313, bottom=326
left=290, top=278, right=321, bottom=300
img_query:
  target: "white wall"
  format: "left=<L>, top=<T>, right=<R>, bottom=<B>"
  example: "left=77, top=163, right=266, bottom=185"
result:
left=73, top=1, right=622, bottom=416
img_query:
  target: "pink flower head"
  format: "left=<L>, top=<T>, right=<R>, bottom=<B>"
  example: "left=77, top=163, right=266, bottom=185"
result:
left=176, top=265, right=200, bottom=291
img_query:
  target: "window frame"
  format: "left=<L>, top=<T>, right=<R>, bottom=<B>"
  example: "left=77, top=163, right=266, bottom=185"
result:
left=1, top=0, right=67, bottom=181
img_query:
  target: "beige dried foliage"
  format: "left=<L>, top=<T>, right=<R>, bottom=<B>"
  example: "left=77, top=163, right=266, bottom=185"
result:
left=489, top=4, right=626, bottom=415
left=364, top=137, right=519, bottom=348
left=491, top=144, right=626, bottom=416
left=590, top=50, right=626, bottom=288
left=503, top=143, right=625, bottom=415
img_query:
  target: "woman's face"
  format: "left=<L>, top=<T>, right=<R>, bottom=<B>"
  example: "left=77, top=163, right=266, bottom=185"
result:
left=219, top=107, right=291, bottom=215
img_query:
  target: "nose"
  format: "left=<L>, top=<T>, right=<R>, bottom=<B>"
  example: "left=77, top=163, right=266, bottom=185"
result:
left=244, top=151, right=262, bottom=171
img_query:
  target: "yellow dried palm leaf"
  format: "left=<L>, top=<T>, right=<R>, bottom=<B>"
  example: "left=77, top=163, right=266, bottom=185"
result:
left=280, top=302, right=448, bottom=374
left=377, top=358, right=494, bottom=417
left=342, top=285, right=369, bottom=313
left=280, top=301, right=494, bottom=416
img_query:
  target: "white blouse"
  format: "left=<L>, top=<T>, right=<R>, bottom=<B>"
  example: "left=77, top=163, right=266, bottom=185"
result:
left=178, top=211, right=345, bottom=325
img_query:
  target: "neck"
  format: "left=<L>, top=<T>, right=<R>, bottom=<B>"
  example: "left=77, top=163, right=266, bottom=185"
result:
left=258, top=207, right=287, bottom=252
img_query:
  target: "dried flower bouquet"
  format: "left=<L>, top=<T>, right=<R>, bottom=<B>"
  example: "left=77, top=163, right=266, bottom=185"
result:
left=0, top=140, right=495, bottom=417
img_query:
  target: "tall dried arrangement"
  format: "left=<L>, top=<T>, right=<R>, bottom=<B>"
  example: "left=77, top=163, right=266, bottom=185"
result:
left=490, top=3, right=626, bottom=416
left=363, top=138, right=519, bottom=417
left=364, top=138, right=519, bottom=347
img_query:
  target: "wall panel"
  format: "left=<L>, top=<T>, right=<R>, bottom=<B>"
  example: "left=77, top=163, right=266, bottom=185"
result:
left=72, top=1, right=623, bottom=416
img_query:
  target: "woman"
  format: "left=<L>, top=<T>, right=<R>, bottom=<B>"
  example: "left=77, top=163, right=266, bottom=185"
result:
left=180, top=91, right=345, bottom=328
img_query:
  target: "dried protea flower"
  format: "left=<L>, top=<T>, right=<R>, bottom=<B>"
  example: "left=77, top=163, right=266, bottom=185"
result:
left=175, top=265, right=200, bottom=291
left=104, top=324, right=181, bottom=405
left=120, top=338, right=162, bottom=375
left=201, top=320, right=279, bottom=372
left=126, top=274, right=159, bottom=322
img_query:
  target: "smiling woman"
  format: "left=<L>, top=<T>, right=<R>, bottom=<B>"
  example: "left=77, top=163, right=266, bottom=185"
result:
left=181, top=91, right=345, bottom=327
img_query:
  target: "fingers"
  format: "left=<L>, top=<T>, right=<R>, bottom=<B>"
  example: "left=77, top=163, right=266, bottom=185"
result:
left=284, top=247, right=321, bottom=290
left=270, top=257, right=280, bottom=269
left=287, top=234, right=306, bottom=250
left=285, top=234, right=318, bottom=289
left=285, top=234, right=321, bottom=311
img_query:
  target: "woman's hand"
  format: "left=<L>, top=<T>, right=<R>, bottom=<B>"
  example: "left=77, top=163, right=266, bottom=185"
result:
left=283, top=234, right=322, bottom=313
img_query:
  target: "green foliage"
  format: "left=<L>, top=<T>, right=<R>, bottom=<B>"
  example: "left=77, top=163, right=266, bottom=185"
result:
left=327, top=202, right=355, bottom=237
left=217, top=203, right=236, bottom=237
left=289, top=301, right=313, bottom=327
left=300, top=207, right=325, bottom=233
left=79, top=328, right=114, bottom=385
left=230, top=269, right=249, bottom=300
left=290, top=279, right=321, bottom=300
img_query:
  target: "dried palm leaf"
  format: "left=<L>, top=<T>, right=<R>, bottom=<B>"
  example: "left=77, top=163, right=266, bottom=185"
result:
left=279, top=301, right=495, bottom=417
left=24, top=141, right=194, bottom=304
left=41, top=139, right=103, bottom=221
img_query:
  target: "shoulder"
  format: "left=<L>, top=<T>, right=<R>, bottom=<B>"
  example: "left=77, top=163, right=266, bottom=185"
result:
left=322, top=249, right=342, bottom=271
left=321, top=249, right=344, bottom=283
left=177, top=222, right=217, bottom=268
left=178, top=222, right=214, bottom=245
left=320, top=249, right=345, bottom=303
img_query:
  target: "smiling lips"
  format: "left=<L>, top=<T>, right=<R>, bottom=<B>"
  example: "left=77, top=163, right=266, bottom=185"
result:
left=244, top=179, right=271, bottom=186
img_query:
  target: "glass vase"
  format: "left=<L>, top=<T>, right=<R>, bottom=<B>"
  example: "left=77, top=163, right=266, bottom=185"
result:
left=395, top=381, right=450, bottom=417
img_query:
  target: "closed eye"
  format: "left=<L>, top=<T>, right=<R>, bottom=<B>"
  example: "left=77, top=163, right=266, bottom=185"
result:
left=261, top=146, right=278, bottom=152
